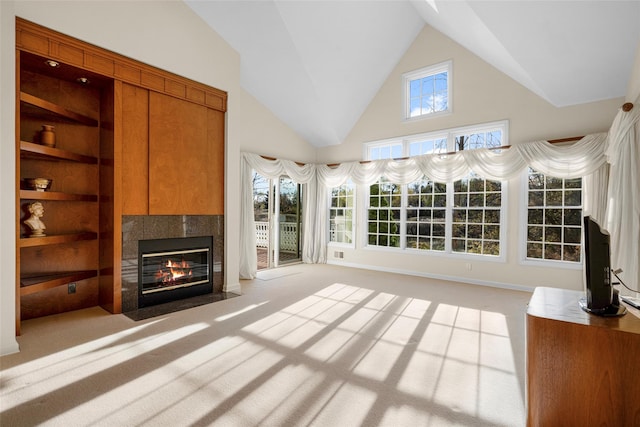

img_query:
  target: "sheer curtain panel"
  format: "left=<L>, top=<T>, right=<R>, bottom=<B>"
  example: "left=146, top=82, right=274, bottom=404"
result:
left=605, top=100, right=640, bottom=292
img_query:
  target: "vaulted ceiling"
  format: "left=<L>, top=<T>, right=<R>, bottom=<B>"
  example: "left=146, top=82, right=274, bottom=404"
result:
left=185, top=0, right=640, bottom=148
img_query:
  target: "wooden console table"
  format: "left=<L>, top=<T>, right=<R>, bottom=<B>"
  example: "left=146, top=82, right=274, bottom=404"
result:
left=526, top=287, right=640, bottom=426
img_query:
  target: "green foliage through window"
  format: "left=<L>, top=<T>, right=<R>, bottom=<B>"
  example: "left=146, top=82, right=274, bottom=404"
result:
left=368, top=179, right=401, bottom=248
left=362, top=121, right=508, bottom=258
left=526, top=169, right=582, bottom=262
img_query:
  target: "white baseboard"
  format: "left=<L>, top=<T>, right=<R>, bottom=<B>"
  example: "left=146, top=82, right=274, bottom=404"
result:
left=1, top=339, right=20, bottom=356
left=326, top=259, right=536, bottom=293
left=224, top=281, right=242, bottom=295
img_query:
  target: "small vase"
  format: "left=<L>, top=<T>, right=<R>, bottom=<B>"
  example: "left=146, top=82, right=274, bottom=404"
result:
left=40, top=125, right=56, bottom=147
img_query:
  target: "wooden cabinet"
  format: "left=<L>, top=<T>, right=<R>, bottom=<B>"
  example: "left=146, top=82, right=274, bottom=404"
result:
left=526, top=287, right=640, bottom=426
left=149, top=92, right=224, bottom=215
left=16, top=51, right=114, bottom=330
left=15, top=17, right=227, bottom=333
left=121, top=88, right=225, bottom=216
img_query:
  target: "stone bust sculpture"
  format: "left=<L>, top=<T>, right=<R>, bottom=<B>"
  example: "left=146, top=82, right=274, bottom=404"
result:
left=24, top=201, right=46, bottom=237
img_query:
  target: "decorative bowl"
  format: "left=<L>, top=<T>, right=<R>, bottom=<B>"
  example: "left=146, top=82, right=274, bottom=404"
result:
left=24, top=178, right=53, bottom=192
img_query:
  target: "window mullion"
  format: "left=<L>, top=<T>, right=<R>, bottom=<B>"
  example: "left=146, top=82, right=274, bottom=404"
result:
left=445, top=181, right=454, bottom=253
left=443, top=132, right=455, bottom=254
left=400, top=183, right=408, bottom=249
left=399, top=140, right=409, bottom=250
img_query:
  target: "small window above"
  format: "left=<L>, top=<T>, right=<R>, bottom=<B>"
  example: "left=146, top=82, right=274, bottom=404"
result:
left=366, top=141, right=403, bottom=161
left=403, top=61, right=452, bottom=121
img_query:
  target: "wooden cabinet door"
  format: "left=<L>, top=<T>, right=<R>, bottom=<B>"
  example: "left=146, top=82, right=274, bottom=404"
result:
left=148, top=92, right=223, bottom=215
left=207, top=107, right=225, bottom=215
left=121, top=83, right=149, bottom=215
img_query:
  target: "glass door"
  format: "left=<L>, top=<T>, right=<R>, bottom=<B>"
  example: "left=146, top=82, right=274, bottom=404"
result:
left=252, top=172, right=271, bottom=270
left=276, top=176, right=302, bottom=266
left=252, top=173, right=302, bottom=270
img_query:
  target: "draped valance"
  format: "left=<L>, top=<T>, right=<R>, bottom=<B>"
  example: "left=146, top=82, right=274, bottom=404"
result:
left=245, top=132, right=607, bottom=189
left=318, top=132, right=608, bottom=184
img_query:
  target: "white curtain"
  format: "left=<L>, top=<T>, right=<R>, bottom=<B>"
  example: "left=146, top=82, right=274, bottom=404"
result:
left=240, top=153, right=317, bottom=279
left=314, top=134, right=607, bottom=186
left=605, top=101, right=640, bottom=293
left=239, top=156, right=258, bottom=279
left=582, top=163, right=609, bottom=226
left=240, top=132, right=613, bottom=278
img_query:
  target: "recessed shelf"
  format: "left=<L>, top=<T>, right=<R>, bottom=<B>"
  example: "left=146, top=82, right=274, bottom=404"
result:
left=20, top=141, right=98, bottom=164
left=20, top=270, right=98, bottom=296
left=20, top=190, right=98, bottom=202
left=19, top=232, right=98, bottom=248
left=20, top=92, right=99, bottom=127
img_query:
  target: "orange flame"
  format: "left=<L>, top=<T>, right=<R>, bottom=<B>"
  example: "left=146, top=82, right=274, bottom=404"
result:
left=155, top=258, right=193, bottom=285
left=166, top=259, right=193, bottom=280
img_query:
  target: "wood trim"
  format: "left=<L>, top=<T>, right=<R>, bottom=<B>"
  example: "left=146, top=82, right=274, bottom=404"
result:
left=111, top=80, right=123, bottom=314
left=16, top=17, right=227, bottom=113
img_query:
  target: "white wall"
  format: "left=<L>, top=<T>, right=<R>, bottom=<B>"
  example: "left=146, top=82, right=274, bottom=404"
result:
left=317, top=25, right=624, bottom=291
left=0, top=0, right=19, bottom=356
left=628, top=41, right=640, bottom=103
left=0, top=0, right=315, bottom=355
left=319, top=25, right=623, bottom=163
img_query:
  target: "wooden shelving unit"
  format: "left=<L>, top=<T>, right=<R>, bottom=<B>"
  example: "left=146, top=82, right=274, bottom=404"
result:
left=16, top=48, right=110, bottom=330
left=19, top=232, right=98, bottom=248
left=20, top=270, right=99, bottom=296
left=14, top=17, right=227, bottom=335
left=20, top=141, right=98, bottom=164
left=20, top=92, right=99, bottom=126
left=19, top=190, right=98, bottom=202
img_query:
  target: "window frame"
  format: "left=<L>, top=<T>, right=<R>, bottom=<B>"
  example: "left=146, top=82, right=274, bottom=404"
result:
left=362, top=120, right=509, bottom=261
left=366, top=177, right=403, bottom=249
left=363, top=140, right=404, bottom=161
left=328, top=180, right=356, bottom=248
left=402, top=60, right=452, bottom=122
left=519, top=168, right=583, bottom=270
left=450, top=172, right=505, bottom=258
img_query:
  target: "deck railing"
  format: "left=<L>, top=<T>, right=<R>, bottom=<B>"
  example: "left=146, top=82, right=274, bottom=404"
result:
left=255, top=221, right=299, bottom=252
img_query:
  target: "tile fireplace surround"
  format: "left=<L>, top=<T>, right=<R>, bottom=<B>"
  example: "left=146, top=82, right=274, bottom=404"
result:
left=121, top=215, right=224, bottom=315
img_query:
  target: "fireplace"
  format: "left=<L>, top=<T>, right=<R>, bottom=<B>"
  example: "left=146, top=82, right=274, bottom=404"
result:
left=121, top=215, right=224, bottom=315
left=138, top=236, right=213, bottom=308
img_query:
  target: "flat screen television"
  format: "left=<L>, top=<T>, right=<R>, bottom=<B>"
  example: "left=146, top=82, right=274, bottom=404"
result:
left=580, top=216, right=626, bottom=316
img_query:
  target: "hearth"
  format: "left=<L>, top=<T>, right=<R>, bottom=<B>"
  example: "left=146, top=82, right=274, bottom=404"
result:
left=138, top=236, right=213, bottom=308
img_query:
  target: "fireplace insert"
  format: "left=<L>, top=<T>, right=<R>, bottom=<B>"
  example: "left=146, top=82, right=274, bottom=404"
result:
left=138, top=236, right=213, bottom=307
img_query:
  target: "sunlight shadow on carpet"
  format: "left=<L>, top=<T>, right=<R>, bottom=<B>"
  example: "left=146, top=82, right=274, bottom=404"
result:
left=256, top=269, right=301, bottom=281
left=1, top=264, right=529, bottom=427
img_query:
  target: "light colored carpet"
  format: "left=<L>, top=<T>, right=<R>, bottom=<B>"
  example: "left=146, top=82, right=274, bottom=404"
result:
left=1, top=264, right=532, bottom=426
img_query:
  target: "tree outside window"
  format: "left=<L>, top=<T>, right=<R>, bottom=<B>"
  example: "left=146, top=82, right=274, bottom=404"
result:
left=526, top=169, right=582, bottom=262
left=368, top=178, right=402, bottom=248
left=363, top=121, right=507, bottom=257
